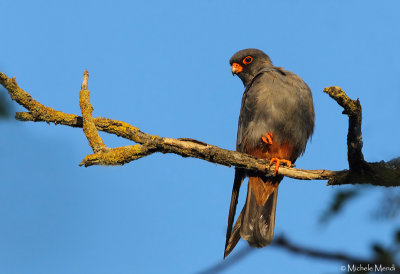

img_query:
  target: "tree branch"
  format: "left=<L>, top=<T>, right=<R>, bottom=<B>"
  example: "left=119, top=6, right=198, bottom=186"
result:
left=272, top=235, right=389, bottom=266
left=1, top=71, right=399, bottom=186
left=323, top=86, right=365, bottom=169
left=77, top=70, right=156, bottom=166
left=79, top=70, right=106, bottom=153
left=196, top=235, right=400, bottom=274
left=323, top=86, right=400, bottom=185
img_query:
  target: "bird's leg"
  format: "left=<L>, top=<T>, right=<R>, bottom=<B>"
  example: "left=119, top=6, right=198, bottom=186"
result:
left=261, top=132, right=291, bottom=175
left=261, top=132, right=273, bottom=145
left=269, top=158, right=291, bottom=175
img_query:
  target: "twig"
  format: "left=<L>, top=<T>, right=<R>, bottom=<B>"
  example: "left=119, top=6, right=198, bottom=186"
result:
left=76, top=70, right=156, bottom=166
left=79, top=70, right=106, bottom=153
left=1, top=71, right=399, bottom=186
left=195, top=246, right=254, bottom=274
left=197, top=235, right=400, bottom=274
left=323, top=86, right=400, bottom=185
left=323, top=86, right=366, bottom=171
left=80, top=145, right=156, bottom=166
left=273, top=235, right=374, bottom=265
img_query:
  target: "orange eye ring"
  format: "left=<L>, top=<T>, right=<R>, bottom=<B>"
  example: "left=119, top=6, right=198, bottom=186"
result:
left=242, top=56, right=253, bottom=65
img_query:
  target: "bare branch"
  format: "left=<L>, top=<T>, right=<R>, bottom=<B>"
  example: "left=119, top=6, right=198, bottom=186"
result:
left=323, top=86, right=400, bottom=186
left=324, top=86, right=366, bottom=171
left=81, top=70, right=89, bottom=90
left=273, top=235, right=375, bottom=265
left=197, top=235, right=400, bottom=274
left=1, top=71, right=399, bottom=186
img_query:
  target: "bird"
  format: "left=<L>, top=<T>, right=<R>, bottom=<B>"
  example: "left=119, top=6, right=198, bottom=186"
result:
left=224, top=49, right=315, bottom=258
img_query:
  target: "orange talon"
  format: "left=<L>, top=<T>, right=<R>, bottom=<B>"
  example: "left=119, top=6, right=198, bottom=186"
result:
left=261, top=132, right=273, bottom=145
left=269, top=158, right=292, bottom=175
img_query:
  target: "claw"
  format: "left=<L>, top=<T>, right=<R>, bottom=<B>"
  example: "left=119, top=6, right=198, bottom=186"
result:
left=269, top=158, right=291, bottom=175
left=261, top=132, right=273, bottom=145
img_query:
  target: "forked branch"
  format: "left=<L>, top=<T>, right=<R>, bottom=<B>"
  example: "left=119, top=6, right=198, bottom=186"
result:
left=0, top=71, right=399, bottom=186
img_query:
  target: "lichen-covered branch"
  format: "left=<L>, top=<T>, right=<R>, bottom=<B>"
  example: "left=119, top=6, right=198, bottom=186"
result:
left=0, top=73, right=80, bottom=126
left=1, top=71, right=399, bottom=186
left=80, top=144, right=157, bottom=167
left=79, top=70, right=106, bottom=153
left=76, top=70, right=156, bottom=166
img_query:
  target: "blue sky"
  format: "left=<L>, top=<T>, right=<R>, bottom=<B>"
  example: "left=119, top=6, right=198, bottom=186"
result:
left=1, top=1, right=399, bottom=273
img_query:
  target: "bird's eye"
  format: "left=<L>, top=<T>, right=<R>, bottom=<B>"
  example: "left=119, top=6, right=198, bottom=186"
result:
left=242, top=56, right=253, bottom=65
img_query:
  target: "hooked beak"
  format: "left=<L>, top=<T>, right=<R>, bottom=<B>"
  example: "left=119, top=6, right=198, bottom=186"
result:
left=231, top=63, right=243, bottom=75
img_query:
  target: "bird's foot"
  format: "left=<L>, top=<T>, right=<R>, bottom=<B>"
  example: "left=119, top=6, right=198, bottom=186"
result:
left=269, top=158, right=291, bottom=175
left=261, top=132, right=273, bottom=145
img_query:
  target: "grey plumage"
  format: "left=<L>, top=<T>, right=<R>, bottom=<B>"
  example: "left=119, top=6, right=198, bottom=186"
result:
left=232, top=49, right=314, bottom=159
left=224, top=48, right=315, bottom=257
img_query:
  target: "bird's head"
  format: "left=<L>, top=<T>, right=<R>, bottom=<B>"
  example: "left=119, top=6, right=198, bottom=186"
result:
left=230, top=48, right=273, bottom=86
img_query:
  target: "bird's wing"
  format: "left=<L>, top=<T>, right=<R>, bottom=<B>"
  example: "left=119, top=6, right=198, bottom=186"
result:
left=237, top=69, right=314, bottom=157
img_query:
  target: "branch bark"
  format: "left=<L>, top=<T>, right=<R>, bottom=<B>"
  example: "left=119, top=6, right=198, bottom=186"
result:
left=323, top=86, right=400, bottom=186
left=1, top=71, right=399, bottom=186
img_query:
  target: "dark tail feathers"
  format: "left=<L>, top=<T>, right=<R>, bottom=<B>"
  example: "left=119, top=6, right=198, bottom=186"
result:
left=240, top=182, right=278, bottom=247
left=224, top=180, right=278, bottom=257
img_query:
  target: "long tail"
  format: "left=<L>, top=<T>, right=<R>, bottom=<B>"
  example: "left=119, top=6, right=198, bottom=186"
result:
left=224, top=168, right=245, bottom=258
left=240, top=176, right=279, bottom=247
left=224, top=176, right=280, bottom=257
left=224, top=176, right=283, bottom=258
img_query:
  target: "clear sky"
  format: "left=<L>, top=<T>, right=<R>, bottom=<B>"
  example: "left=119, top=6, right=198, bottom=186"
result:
left=1, top=1, right=399, bottom=273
